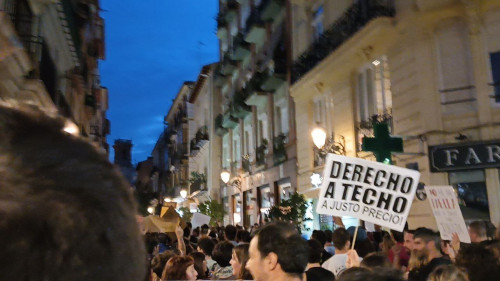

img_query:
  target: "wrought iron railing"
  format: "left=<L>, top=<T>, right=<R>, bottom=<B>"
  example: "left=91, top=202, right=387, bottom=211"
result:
left=292, top=0, right=395, bottom=83
left=273, top=133, right=288, bottom=165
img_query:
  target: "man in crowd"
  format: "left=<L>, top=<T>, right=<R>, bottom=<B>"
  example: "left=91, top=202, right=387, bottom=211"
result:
left=0, top=105, right=146, bottom=281
left=322, top=227, right=360, bottom=277
left=404, top=229, right=414, bottom=251
left=305, top=239, right=335, bottom=281
left=409, top=228, right=451, bottom=281
left=246, top=222, right=308, bottom=281
left=468, top=221, right=488, bottom=244
left=225, top=224, right=238, bottom=246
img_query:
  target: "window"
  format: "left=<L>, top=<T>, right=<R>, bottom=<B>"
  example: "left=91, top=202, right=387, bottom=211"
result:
left=223, top=134, right=230, bottom=168
left=357, top=56, right=392, bottom=122
left=312, top=5, right=324, bottom=41
left=449, top=170, right=489, bottom=221
left=490, top=51, right=500, bottom=102
left=314, top=98, right=325, bottom=126
left=275, top=106, right=282, bottom=134
left=233, top=126, right=241, bottom=162
left=435, top=21, right=475, bottom=113
left=233, top=194, right=242, bottom=224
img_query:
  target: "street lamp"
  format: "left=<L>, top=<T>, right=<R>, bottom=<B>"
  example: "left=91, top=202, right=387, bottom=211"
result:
left=311, top=126, right=327, bottom=149
left=164, top=197, right=172, bottom=203
left=180, top=189, right=187, bottom=199
left=147, top=207, right=154, bottom=214
left=311, top=125, right=346, bottom=156
left=220, top=170, right=230, bottom=184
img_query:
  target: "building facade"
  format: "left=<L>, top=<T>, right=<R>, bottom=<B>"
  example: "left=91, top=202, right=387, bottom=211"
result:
left=0, top=0, right=109, bottom=153
left=290, top=0, right=500, bottom=228
left=215, top=0, right=297, bottom=227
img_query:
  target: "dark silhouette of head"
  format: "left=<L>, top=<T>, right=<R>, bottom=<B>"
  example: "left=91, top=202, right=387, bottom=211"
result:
left=0, top=105, right=146, bottom=281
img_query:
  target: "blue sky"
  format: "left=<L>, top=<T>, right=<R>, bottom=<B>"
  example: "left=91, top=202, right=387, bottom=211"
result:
left=100, top=0, right=219, bottom=163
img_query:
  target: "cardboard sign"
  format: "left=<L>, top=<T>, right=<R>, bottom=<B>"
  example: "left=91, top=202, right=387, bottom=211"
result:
left=424, top=185, right=471, bottom=243
left=316, top=154, right=420, bottom=232
left=191, top=212, right=212, bottom=229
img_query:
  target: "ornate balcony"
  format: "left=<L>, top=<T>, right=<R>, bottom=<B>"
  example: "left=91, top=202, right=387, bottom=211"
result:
left=222, top=111, right=239, bottom=129
left=232, top=91, right=252, bottom=119
left=244, top=71, right=268, bottom=107
left=273, top=133, right=288, bottom=166
left=232, top=33, right=251, bottom=61
left=256, top=139, right=268, bottom=167
left=215, top=114, right=228, bottom=136
left=292, top=0, right=395, bottom=83
left=244, top=7, right=266, bottom=44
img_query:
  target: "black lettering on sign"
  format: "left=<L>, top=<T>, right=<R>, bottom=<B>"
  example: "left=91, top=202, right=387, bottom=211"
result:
left=362, top=188, right=377, bottom=205
left=400, top=177, right=413, bottom=194
left=392, top=197, right=407, bottom=213
left=374, top=170, right=386, bottom=187
left=352, top=165, right=364, bottom=182
left=342, top=183, right=353, bottom=200
left=377, top=192, right=393, bottom=210
left=351, top=185, right=363, bottom=202
left=342, top=163, right=353, bottom=180
left=330, top=161, right=342, bottom=178
left=324, top=182, right=336, bottom=198
left=364, top=167, right=375, bottom=185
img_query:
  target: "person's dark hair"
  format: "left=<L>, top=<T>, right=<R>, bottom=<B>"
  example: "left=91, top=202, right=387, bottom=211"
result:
left=145, top=233, right=159, bottom=254
left=151, top=250, right=179, bottom=277
left=391, top=230, right=404, bottom=243
left=237, top=230, right=251, bottom=243
left=162, top=255, right=194, bottom=280
left=455, top=243, right=500, bottom=281
left=184, top=225, right=192, bottom=238
left=189, top=252, right=207, bottom=279
left=338, top=267, right=404, bottom=281
left=212, top=240, right=234, bottom=267
left=254, top=222, right=308, bottom=277
left=201, top=224, right=210, bottom=235
left=307, top=239, right=324, bottom=263
left=0, top=106, right=146, bottom=281
left=233, top=243, right=253, bottom=280
left=332, top=228, right=351, bottom=250
left=312, top=230, right=327, bottom=246
left=198, top=237, right=215, bottom=256
left=414, top=228, right=441, bottom=251
left=225, top=224, right=237, bottom=241
left=360, top=252, right=391, bottom=269
left=158, top=232, right=171, bottom=245
left=324, top=229, right=333, bottom=243
left=469, top=221, right=487, bottom=238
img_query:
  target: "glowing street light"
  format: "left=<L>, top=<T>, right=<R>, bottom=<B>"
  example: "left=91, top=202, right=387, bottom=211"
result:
left=147, top=207, right=154, bottom=214
left=63, top=120, right=79, bottom=135
left=164, top=197, right=172, bottom=202
left=180, top=189, right=187, bottom=199
left=311, top=126, right=327, bottom=149
left=220, top=170, right=230, bottom=184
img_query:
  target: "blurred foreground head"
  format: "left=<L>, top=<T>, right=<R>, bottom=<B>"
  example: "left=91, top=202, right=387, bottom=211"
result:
left=0, top=105, right=146, bottom=281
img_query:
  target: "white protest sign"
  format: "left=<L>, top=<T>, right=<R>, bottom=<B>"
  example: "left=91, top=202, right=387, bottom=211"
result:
left=191, top=212, right=211, bottom=229
left=424, top=185, right=471, bottom=243
left=316, top=154, right=420, bottom=232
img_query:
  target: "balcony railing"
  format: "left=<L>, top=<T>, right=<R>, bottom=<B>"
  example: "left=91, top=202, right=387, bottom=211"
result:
left=215, top=114, right=229, bottom=136
left=256, top=139, right=268, bottom=166
left=292, top=0, right=395, bottom=83
left=242, top=154, right=251, bottom=173
left=273, top=133, right=288, bottom=165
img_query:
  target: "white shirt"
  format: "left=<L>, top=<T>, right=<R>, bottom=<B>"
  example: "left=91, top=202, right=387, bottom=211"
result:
left=322, top=253, right=363, bottom=278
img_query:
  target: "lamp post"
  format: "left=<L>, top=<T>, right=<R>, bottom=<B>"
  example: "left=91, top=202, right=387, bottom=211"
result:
left=220, top=169, right=230, bottom=184
left=180, top=189, right=187, bottom=199
left=311, top=125, right=346, bottom=156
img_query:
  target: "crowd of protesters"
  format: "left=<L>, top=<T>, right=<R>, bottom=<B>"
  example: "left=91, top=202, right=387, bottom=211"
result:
left=143, top=217, right=500, bottom=281
left=1, top=104, right=500, bottom=281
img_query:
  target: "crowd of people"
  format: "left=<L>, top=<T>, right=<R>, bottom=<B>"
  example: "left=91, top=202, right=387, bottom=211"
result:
left=143, top=217, right=500, bottom=281
left=1, top=104, right=500, bottom=281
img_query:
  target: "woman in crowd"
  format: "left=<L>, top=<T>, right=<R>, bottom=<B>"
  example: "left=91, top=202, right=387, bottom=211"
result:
left=427, top=265, right=469, bottom=281
left=162, top=256, right=198, bottom=281
left=230, top=243, right=253, bottom=280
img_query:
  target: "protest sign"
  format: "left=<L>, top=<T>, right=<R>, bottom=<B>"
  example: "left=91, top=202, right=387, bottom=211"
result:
left=316, top=154, right=420, bottom=232
left=191, top=212, right=212, bottom=229
left=424, top=185, right=471, bottom=243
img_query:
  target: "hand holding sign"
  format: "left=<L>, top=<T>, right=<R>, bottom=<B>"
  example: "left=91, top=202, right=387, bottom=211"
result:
left=316, top=154, right=420, bottom=232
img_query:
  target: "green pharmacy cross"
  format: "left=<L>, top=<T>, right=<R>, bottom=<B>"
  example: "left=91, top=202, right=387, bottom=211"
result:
left=362, top=122, right=403, bottom=164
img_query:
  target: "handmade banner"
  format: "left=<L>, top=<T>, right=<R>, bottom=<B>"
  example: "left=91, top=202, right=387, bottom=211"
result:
left=424, top=185, right=471, bottom=243
left=316, top=154, right=420, bottom=232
